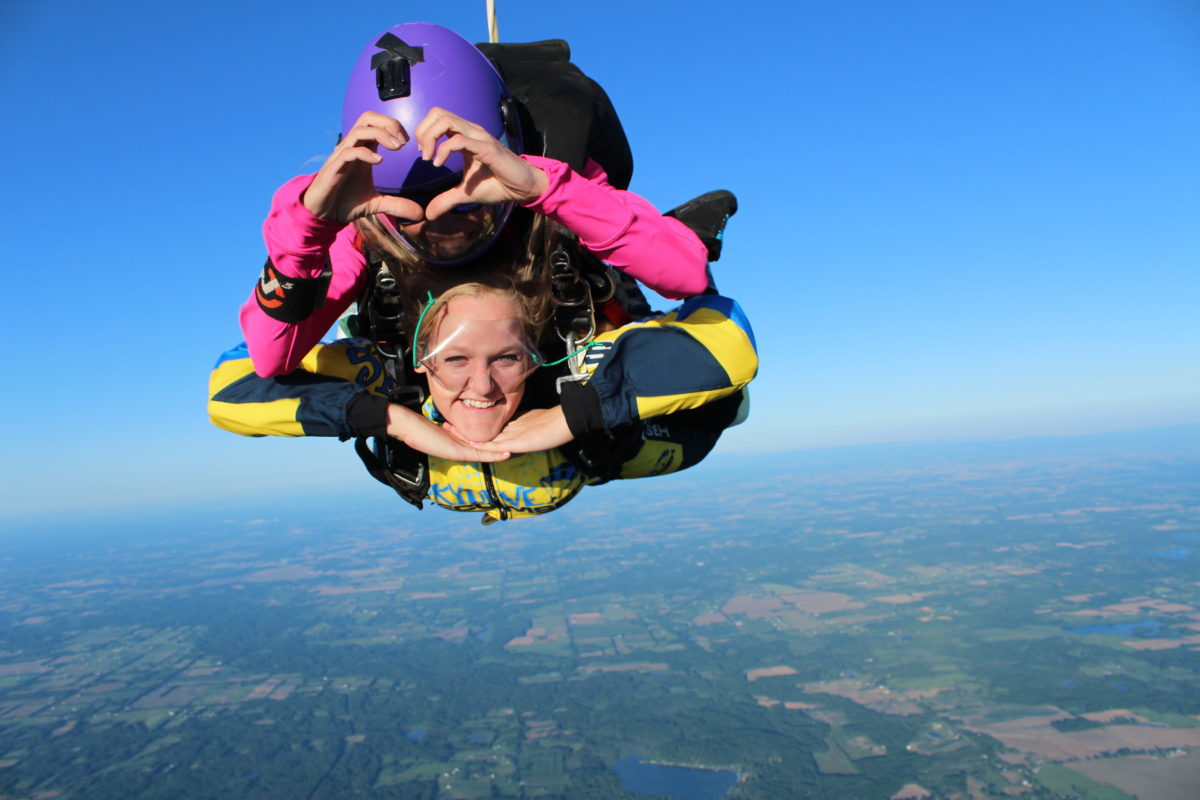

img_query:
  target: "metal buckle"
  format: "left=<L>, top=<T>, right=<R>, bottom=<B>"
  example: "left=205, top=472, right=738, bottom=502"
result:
left=389, top=382, right=426, bottom=411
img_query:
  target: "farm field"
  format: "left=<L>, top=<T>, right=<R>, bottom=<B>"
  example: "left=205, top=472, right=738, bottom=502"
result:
left=2, top=435, right=1198, bottom=798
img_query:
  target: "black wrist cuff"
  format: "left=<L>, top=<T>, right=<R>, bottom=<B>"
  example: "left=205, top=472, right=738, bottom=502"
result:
left=347, top=394, right=390, bottom=439
left=560, top=380, right=606, bottom=439
left=254, top=257, right=331, bottom=323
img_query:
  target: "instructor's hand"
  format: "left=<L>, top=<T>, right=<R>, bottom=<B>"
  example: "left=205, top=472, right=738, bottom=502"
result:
left=415, top=107, right=548, bottom=220
left=303, top=111, right=425, bottom=223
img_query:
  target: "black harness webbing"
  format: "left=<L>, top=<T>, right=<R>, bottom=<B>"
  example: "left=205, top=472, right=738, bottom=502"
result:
left=355, top=436, right=428, bottom=510
left=350, top=247, right=431, bottom=508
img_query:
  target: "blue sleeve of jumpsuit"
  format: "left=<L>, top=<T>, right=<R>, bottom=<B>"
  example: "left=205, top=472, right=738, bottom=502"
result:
left=561, top=294, right=757, bottom=438
left=207, top=341, right=393, bottom=439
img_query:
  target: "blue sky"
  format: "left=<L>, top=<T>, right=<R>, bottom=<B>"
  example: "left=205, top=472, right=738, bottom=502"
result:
left=1, top=0, right=1197, bottom=519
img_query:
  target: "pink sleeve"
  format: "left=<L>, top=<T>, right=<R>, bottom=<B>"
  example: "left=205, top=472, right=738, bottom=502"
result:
left=239, top=174, right=369, bottom=377
left=521, top=156, right=709, bottom=299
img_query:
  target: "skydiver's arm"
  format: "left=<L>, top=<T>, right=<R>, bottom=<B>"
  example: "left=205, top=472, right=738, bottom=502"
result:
left=402, top=116, right=705, bottom=296
left=241, top=115, right=434, bottom=378
left=208, top=342, right=383, bottom=438
left=558, top=294, right=758, bottom=438
left=208, top=342, right=507, bottom=461
left=521, top=156, right=709, bottom=299
left=237, top=175, right=372, bottom=378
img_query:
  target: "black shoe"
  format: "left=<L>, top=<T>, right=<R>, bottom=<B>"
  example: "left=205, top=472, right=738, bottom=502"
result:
left=665, top=190, right=738, bottom=262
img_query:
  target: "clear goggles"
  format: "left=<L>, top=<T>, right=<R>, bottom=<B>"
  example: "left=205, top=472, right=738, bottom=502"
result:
left=378, top=199, right=513, bottom=266
left=415, top=312, right=544, bottom=393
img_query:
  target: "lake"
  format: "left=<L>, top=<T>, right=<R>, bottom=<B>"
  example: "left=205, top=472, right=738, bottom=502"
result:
left=613, top=753, right=738, bottom=800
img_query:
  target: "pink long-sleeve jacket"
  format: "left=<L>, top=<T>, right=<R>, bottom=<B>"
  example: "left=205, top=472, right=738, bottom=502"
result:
left=240, top=156, right=708, bottom=377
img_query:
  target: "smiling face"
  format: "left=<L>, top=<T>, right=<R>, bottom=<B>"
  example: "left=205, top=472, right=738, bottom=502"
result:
left=415, top=291, right=539, bottom=443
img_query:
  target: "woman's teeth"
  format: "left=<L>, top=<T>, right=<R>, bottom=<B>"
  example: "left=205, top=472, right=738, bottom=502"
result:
left=462, top=398, right=497, bottom=409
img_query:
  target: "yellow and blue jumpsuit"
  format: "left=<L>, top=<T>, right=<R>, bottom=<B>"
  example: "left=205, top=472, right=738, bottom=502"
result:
left=209, top=294, right=756, bottom=523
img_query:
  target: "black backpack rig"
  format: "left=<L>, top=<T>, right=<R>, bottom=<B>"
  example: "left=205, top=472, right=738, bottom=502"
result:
left=351, top=39, right=737, bottom=512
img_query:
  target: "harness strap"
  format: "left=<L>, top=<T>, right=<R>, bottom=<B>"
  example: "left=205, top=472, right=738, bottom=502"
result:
left=548, top=227, right=629, bottom=346
left=355, top=436, right=429, bottom=510
left=349, top=246, right=433, bottom=509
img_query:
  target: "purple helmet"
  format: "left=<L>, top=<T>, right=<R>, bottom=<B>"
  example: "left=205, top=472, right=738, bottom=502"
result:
left=342, top=22, right=518, bottom=195
left=342, top=23, right=519, bottom=265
